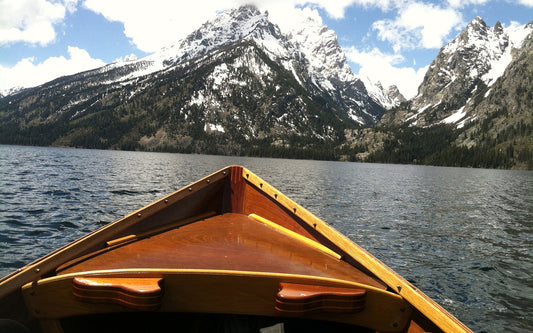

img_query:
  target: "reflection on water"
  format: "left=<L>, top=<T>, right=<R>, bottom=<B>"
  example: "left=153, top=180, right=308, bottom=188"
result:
left=1, top=145, right=532, bottom=332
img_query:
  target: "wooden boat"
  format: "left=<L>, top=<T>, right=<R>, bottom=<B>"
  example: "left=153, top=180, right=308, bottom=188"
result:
left=0, top=165, right=472, bottom=333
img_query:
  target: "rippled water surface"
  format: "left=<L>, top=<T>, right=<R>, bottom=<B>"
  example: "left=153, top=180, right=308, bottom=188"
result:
left=1, top=145, right=532, bottom=332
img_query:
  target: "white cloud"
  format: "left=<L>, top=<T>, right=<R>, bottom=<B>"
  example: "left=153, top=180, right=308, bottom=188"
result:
left=447, top=0, right=489, bottom=8
left=372, top=1, right=463, bottom=52
left=345, top=47, right=427, bottom=99
left=0, top=46, right=105, bottom=92
left=0, top=0, right=78, bottom=45
left=516, top=0, right=533, bottom=7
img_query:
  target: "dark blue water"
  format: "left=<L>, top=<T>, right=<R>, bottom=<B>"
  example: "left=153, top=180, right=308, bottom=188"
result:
left=1, top=145, right=532, bottom=332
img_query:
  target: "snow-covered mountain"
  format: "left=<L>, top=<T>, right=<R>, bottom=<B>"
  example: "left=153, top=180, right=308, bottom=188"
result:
left=384, top=17, right=532, bottom=127
left=348, top=17, right=532, bottom=168
left=84, top=5, right=385, bottom=124
left=284, top=14, right=390, bottom=122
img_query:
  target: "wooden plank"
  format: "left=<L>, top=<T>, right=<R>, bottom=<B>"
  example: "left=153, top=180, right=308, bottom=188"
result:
left=224, top=165, right=246, bottom=214
left=241, top=167, right=472, bottom=333
left=55, top=212, right=216, bottom=274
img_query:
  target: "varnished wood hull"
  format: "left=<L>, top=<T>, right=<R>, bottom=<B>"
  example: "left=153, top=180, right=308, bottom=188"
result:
left=0, top=166, right=472, bottom=333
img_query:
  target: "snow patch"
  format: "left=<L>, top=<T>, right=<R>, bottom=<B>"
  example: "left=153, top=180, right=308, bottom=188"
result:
left=442, top=106, right=467, bottom=128
left=482, top=50, right=512, bottom=86
left=204, top=123, right=225, bottom=133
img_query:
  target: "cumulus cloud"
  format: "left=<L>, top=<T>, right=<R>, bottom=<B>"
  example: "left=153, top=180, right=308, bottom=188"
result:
left=372, top=1, right=463, bottom=52
left=345, top=47, right=427, bottom=99
left=0, top=46, right=105, bottom=92
left=0, top=0, right=458, bottom=55
left=0, top=0, right=78, bottom=45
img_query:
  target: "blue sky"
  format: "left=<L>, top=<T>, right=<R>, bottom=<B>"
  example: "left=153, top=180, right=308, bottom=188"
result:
left=1, top=0, right=532, bottom=98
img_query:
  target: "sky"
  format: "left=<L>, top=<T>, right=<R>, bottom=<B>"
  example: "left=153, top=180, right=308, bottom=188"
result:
left=1, top=0, right=532, bottom=99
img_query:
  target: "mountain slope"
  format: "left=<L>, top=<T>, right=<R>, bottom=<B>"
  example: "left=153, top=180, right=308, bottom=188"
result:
left=286, top=14, right=386, bottom=123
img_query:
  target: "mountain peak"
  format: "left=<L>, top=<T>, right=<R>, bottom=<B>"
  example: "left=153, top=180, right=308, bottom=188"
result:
left=232, top=4, right=262, bottom=18
left=494, top=21, right=504, bottom=35
left=469, top=16, right=487, bottom=28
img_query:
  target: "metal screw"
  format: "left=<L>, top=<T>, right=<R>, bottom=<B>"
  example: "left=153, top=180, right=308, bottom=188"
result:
left=188, top=188, right=192, bottom=192
left=397, top=285, right=402, bottom=293
left=274, top=193, right=278, bottom=199
left=164, top=199, right=169, bottom=204
left=137, top=213, right=142, bottom=217
left=207, top=179, right=210, bottom=183
left=34, top=268, right=40, bottom=273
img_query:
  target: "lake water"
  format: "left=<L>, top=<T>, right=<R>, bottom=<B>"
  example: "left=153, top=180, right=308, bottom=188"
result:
left=1, top=145, right=531, bottom=332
